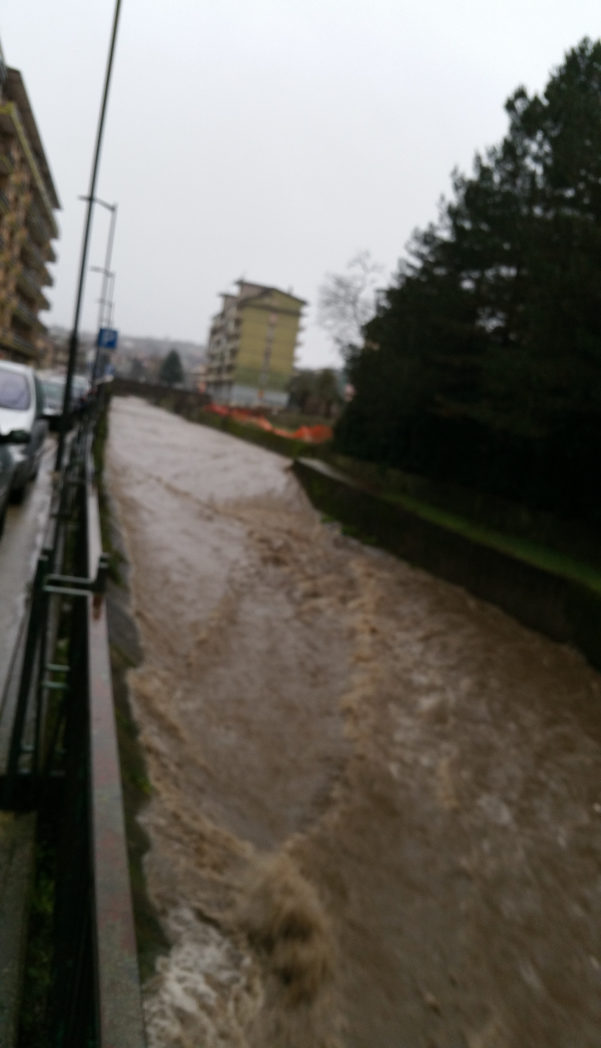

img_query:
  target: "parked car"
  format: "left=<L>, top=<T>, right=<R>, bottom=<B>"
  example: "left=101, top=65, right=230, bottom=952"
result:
left=71, top=373, right=92, bottom=416
left=0, top=360, right=48, bottom=500
left=38, top=370, right=67, bottom=431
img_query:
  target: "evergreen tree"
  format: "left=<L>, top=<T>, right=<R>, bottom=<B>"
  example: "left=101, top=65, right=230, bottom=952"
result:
left=158, top=349, right=184, bottom=387
left=336, top=38, right=601, bottom=513
left=288, top=368, right=342, bottom=418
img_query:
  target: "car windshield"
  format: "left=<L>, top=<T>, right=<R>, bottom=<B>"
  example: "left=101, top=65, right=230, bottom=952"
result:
left=42, top=379, right=64, bottom=408
left=0, top=368, right=31, bottom=410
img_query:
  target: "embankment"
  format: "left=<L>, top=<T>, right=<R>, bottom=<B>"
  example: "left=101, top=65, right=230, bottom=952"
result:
left=292, top=457, right=601, bottom=672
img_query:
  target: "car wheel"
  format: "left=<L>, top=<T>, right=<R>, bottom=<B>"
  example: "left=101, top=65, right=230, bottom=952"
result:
left=10, top=483, right=26, bottom=505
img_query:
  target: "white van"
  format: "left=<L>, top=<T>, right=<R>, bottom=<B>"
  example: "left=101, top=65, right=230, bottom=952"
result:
left=0, top=360, right=48, bottom=500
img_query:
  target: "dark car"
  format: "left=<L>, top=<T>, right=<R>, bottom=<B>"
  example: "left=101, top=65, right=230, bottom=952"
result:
left=71, top=374, right=92, bottom=415
left=38, top=369, right=93, bottom=430
left=39, top=371, right=67, bottom=431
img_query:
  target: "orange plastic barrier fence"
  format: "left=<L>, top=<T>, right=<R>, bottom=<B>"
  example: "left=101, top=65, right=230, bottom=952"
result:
left=203, top=404, right=332, bottom=443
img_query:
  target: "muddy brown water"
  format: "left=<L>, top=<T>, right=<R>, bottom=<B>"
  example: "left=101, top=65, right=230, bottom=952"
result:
left=106, top=396, right=601, bottom=1048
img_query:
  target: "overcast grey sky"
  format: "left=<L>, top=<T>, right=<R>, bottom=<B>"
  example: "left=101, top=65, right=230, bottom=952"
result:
left=2, top=1, right=601, bottom=366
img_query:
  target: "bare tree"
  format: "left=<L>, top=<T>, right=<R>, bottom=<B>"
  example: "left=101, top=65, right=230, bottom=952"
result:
left=318, top=250, right=383, bottom=359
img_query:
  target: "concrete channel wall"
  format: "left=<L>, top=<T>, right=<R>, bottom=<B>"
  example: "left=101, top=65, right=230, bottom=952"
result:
left=293, top=457, right=601, bottom=672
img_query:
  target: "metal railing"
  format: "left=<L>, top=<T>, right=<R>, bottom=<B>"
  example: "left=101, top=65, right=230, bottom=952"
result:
left=0, top=399, right=146, bottom=1046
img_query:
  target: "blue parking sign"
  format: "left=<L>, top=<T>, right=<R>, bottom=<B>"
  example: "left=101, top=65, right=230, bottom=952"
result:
left=97, top=327, right=118, bottom=349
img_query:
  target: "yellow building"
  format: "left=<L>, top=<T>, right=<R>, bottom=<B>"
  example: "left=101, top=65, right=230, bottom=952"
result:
left=206, top=281, right=305, bottom=407
left=0, top=50, right=60, bottom=363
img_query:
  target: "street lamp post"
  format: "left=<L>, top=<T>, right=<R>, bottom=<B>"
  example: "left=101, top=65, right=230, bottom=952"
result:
left=107, top=271, right=116, bottom=326
left=55, top=0, right=123, bottom=472
left=90, top=264, right=116, bottom=330
left=80, top=195, right=118, bottom=379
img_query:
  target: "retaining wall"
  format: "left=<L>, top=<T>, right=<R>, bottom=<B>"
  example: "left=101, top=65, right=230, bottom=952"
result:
left=293, top=457, right=601, bottom=671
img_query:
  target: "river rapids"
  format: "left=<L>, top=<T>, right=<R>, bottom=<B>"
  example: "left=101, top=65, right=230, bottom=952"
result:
left=106, top=396, right=601, bottom=1048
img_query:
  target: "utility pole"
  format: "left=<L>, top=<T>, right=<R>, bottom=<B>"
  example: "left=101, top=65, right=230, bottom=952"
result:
left=55, top=0, right=123, bottom=471
left=86, top=197, right=118, bottom=379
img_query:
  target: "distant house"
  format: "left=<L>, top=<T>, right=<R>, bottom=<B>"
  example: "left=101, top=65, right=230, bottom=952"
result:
left=205, top=281, right=306, bottom=407
left=189, top=360, right=207, bottom=392
left=0, top=46, right=60, bottom=364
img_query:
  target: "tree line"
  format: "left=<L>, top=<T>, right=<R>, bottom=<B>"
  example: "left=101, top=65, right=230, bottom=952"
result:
left=334, top=38, right=601, bottom=519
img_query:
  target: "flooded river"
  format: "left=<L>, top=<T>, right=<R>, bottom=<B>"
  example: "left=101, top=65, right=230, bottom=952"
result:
left=106, top=396, right=601, bottom=1048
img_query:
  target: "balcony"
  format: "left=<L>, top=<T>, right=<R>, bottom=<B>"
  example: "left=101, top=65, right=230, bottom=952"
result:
left=0, top=103, right=15, bottom=137
left=0, top=103, right=58, bottom=231
left=14, top=297, right=37, bottom=328
left=27, top=204, right=51, bottom=247
left=0, top=149, right=13, bottom=176
left=6, top=331, right=37, bottom=361
left=17, top=265, right=41, bottom=302
left=21, top=237, right=46, bottom=271
left=16, top=265, right=49, bottom=309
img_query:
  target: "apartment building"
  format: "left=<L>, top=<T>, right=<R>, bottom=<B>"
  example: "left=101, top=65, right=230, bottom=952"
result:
left=0, top=46, right=59, bottom=364
left=206, top=280, right=305, bottom=407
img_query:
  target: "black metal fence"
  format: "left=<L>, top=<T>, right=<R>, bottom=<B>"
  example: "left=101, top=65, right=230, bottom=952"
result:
left=0, top=399, right=146, bottom=1046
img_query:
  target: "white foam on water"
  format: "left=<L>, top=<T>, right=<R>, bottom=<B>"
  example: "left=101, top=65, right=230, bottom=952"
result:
left=144, top=906, right=260, bottom=1048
